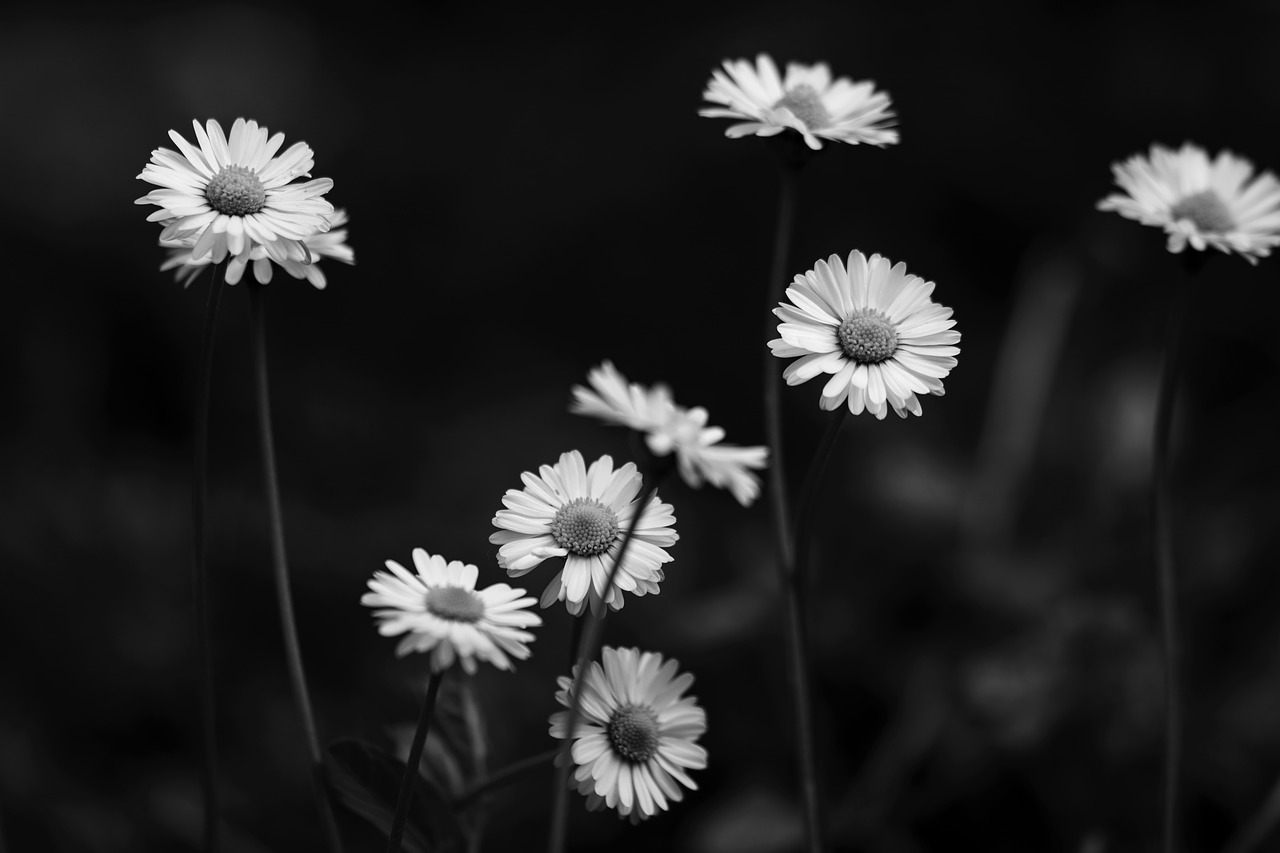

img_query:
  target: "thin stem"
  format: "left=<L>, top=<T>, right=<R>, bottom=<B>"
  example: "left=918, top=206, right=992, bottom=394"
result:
left=764, top=164, right=800, bottom=572
left=567, top=614, right=585, bottom=671
left=387, top=672, right=445, bottom=853
left=247, top=284, right=343, bottom=853
left=1153, top=262, right=1195, bottom=853
left=547, top=470, right=668, bottom=853
left=1222, top=773, right=1280, bottom=853
left=793, top=407, right=849, bottom=593
left=192, top=271, right=224, bottom=853
left=454, top=749, right=560, bottom=811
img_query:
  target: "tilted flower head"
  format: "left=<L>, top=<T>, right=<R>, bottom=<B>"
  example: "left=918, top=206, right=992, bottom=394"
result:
left=161, top=209, right=355, bottom=289
left=1098, top=143, right=1280, bottom=265
left=489, top=451, right=677, bottom=616
left=361, top=548, right=541, bottom=675
left=136, top=118, right=335, bottom=280
left=571, top=361, right=769, bottom=507
left=769, top=250, right=960, bottom=418
left=699, top=53, right=898, bottom=150
left=550, top=646, right=707, bottom=823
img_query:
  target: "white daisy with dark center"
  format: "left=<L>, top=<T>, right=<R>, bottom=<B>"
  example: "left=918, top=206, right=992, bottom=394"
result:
left=769, top=250, right=961, bottom=419
left=571, top=361, right=769, bottom=507
left=162, top=209, right=355, bottom=290
left=699, top=53, right=898, bottom=150
left=489, top=450, right=678, bottom=615
left=1098, top=142, right=1280, bottom=265
left=550, top=646, right=707, bottom=823
left=361, top=548, right=541, bottom=675
left=136, top=118, right=336, bottom=283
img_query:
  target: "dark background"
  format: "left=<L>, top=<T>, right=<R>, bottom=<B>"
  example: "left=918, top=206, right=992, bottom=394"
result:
left=4, top=0, right=1280, bottom=850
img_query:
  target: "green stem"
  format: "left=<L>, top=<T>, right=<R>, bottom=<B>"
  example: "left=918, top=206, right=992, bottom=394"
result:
left=247, top=283, right=343, bottom=853
left=387, top=672, right=445, bottom=853
left=192, top=271, right=224, bottom=853
left=454, top=749, right=560, bottom=811
left=547, top=469, right=668, bottom=853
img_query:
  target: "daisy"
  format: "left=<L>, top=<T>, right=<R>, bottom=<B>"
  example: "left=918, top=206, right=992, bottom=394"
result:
left=1098, top=143, right=1280, bottom=265
left=699, top=53, right=898, bottom=150
left=136, top=117, right=335, bottom=269
left=361, top=548, right=542, bottom=675
left=570, top=361, right=769, bottom=507
left=489, top=451, right=677, bottom=616
left=769, top=250, right=960, bottom=418
left=161, top=209, right=355, bottom=288
left=549, top=646, right=707, bottom=823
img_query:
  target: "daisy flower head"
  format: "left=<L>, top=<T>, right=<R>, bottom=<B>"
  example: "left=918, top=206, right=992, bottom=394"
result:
left=1097, top=143, right=1280, bottom=265
left=360, top=548, right=542, bottom=675
left=571, top=361, right=769, bottom=507
left=550, top=646, right=707, bottom=823
left=769, top=250, right=960, bottom=419
left=161, top=209, right=355, bottom=289
left=136, top=118, right=335, bottom=277
left=699, top=53, right=898, bottom=151
left=489, top=451, right=678, bottom=616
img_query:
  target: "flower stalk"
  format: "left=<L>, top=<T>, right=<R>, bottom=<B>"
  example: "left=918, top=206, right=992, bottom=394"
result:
left=386, top=671, right=445, bottom=853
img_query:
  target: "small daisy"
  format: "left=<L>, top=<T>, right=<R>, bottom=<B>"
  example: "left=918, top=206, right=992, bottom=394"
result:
left=769, top=250, right=960, bottom=418
left=161, top=209, right=355, bottom=288
left=571, top=361, right=769, bottom=507
left=1098, top=143, right=1280, bottom=265
left=550, top=646, right=707, bottom=823
left=489, top=451, right=677, bottom=616
left=136, top=118, right=334, bottom=268
left=361, top=548, right=542, bottom=675
left=699, top=53, right=898, bottom=150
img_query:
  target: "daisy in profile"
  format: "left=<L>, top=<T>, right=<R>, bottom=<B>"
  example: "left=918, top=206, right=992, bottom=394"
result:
left=571, top=361, right=768, bottom=507
left=489, top=451, right=677, bottom=615
left=550, top=646, right=707, bottom=822
left=136, top=118, right=334, bottom=271
left=699, top=53, right=898, bottom=150
left=1098, top=143, right=1280, bottom=265
left=770, top=250, right=960, bottom=418
left=361, top=548, right=541, bottom=674
left=161, top=209, right=355, bottom=288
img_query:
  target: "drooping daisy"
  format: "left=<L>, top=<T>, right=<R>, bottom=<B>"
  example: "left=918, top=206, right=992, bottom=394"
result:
left=361, top=548, right=542, bottom=675
left=136, top=118, right=335, bottom=271
left=161, top=209, right=355, bottom=288
left=769, top=250, right=960, bottom=418
left=699, top=54, right=898, bottom=150
left=550, top=646, right=707, bottom=823
left=1098, top=143, right=1280, bottom=265
left=489, top=451, right=677, bottom=616
left=570, top=361, right=768, bottom=507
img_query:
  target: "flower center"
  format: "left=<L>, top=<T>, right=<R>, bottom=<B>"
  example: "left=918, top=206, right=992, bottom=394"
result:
left=1169, top=190, right=1235, bottom=234
left=205, top=165, right=267, bottom=216
left=550, top=498, right=619, bottom=556
left=423, top=586, right=485, bottom=623
left=607, top=704, right=660, bottom=763
left=773, top=85, right=832, bottom=130
left=837, top=310, right=899, bottom=364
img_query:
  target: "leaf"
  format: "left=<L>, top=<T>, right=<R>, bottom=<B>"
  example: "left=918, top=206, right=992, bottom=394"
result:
left=324, top=736, right=465, bottom=853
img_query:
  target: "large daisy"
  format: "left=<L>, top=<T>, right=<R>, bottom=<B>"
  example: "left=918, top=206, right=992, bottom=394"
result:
left=162, top=208, right=355, bottom=288
left=769, top=250, right=960, bottom=418
left=1098, top=143, right=1280, bottom=265
left=570, top=361, right=768, bottom=507
left=361, top=548, right=541, bottom=675
left=699, top=54, right=898, bottom=150
left=489, top=451, right=677, bottom=616
left=136, top=117, right=334, bottom=268
left=549, top=646, right=707, bottom=823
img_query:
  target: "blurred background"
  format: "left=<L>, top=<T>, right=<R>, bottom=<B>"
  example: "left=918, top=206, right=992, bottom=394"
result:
left=3, top=0, right=1280, bottom=850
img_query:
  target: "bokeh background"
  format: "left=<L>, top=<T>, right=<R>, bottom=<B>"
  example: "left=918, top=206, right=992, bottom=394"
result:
left=4, top=0, right=1280, bottom=850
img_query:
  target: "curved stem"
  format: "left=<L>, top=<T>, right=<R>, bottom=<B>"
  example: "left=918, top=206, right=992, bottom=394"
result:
left=547, top=468, right=668, bottom=853
left=387, top=672, right=445, bottom=853
left=454, top=749, right=559, bottom=811
left=1222, top=773, right=1280, bottom=853
left=1154, top=265, right=1194, bottom=853
left=248, top=284, right=343, bottom=853
left=764, top=165, right=799, bottom=571
left=192, top=271, right=225, bottom=853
